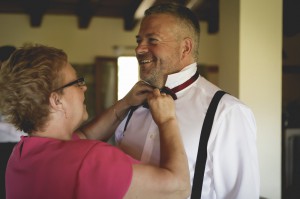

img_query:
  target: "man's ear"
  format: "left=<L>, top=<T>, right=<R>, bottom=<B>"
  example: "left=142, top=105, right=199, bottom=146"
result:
left=181, top=37, right=193, bottom=59
left=49, top=92, right=63, bottom=110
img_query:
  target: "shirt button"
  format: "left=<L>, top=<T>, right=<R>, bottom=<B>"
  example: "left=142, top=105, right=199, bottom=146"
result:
left=150, top=134, right=154, bottom=139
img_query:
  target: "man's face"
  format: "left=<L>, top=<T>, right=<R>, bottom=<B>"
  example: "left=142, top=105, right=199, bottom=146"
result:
left=135, top=14, right=184, bottom=88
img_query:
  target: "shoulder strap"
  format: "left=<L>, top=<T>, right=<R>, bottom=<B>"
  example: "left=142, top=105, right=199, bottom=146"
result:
left=191, top=90, right=226, bottom=199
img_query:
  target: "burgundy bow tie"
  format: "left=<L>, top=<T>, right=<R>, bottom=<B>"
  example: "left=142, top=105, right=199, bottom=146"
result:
left=142, top=86, right=177, bottom=108
left=143, top=71, right=199, bottom=108
left=160, top=86, right=177, bottom=100
left=124, top=71, right=199, bottom=132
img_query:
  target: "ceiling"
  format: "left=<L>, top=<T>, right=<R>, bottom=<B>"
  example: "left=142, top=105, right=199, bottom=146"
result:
left=0, top=0, right=299, bottom=36
left=0, top=0, right=219, bottom=33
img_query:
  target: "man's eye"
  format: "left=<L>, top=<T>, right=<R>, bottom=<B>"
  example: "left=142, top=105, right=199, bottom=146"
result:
left=136, top=39, right=141, bottom=44
left=135, top=38, right=158, bottom=45
left=149, top=38, right=158, bottom=43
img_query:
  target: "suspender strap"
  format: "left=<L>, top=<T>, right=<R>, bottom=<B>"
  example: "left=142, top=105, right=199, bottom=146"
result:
left=191, top=90, right=226, bottom=199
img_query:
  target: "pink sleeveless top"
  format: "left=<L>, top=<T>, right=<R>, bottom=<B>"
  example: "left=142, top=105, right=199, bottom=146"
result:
left=5, top=134, right=139, bottom=199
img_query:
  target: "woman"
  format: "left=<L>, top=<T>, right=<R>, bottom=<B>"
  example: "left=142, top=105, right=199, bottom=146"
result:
left=0, top=44, right=190, bottom=199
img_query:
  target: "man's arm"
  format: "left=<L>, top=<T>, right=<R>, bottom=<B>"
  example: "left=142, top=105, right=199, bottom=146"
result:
left=213, top=103, right=259, bottom=199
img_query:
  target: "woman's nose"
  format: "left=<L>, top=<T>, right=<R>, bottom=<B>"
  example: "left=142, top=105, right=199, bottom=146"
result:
left=82, top=85, right=87, bottom=92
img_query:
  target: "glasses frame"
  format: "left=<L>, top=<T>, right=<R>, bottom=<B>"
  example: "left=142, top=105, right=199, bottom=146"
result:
left=52, top=77, right=85, bottom=92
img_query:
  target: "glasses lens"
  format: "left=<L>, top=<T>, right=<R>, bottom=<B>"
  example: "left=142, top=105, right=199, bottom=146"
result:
left=77, top=78, right=85, bottom=87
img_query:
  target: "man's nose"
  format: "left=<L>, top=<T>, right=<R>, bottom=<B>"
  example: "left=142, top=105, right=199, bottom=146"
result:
left=135, top=43, right=149, bottom=54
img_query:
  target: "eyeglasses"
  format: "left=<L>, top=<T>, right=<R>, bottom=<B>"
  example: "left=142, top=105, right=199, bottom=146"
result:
left=53, top=77, right=85, bottom=92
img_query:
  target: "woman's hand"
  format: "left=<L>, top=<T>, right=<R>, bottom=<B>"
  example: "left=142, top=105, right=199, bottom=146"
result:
left=122, top=80, right=154, bottom=107
left=147, top=89, right=176, bottom=126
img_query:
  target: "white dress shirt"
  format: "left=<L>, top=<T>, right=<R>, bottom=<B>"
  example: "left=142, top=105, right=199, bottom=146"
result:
left=115, top=63, right=260, bottom=199
left=0, top=114, right=26, bottom=142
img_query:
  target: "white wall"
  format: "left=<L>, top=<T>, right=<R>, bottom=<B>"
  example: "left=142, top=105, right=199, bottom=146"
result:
left=219, top=0, right=282, bottom=198
left=239, top=1, right=282, bottom=198
left=0, top=14, right=219, bottom=65
left=0, top=14, right=138, bottom=63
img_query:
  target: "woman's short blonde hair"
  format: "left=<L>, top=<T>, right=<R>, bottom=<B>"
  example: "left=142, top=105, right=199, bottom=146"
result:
left=0, top=44, right=67, bottom=134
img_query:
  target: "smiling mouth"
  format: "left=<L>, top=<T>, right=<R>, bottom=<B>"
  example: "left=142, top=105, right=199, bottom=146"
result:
left=139, top=59, right=153, bottom=64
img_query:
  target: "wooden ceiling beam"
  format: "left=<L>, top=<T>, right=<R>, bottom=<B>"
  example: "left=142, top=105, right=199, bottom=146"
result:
left=76, top=0, right=94, bottom=29
left=23, top=0, right=50, bottom=27
left=191, top=0, right=219, bottom=34
left=123, top=0, right=144, bottom=31
left=206, top=0, right=219, bottom=33
left=0, top=0, right=221, bottom=34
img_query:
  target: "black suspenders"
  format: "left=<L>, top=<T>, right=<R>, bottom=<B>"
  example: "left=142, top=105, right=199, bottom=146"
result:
left=191, top=90, right=226, bottom=199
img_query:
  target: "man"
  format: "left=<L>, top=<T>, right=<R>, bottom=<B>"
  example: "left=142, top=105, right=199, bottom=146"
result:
left=115, top=3, right=260, bottom=199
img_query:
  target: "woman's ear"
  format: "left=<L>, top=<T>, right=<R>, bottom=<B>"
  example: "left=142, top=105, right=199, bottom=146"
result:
left=49, top=92, right=63, bottom=110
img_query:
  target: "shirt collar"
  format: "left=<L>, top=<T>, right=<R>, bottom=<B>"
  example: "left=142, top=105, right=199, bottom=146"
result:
left=165, top=63, right=198, bottom=89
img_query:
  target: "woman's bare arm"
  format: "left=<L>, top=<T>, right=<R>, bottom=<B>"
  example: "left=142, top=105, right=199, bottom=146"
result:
left=123, top=89, right=191, bottom=199
left=76, top=81, right=153, bottom=141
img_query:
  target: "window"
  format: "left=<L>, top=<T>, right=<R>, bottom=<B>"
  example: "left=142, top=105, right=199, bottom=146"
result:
left=117, top=56, right=139, bottom=100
